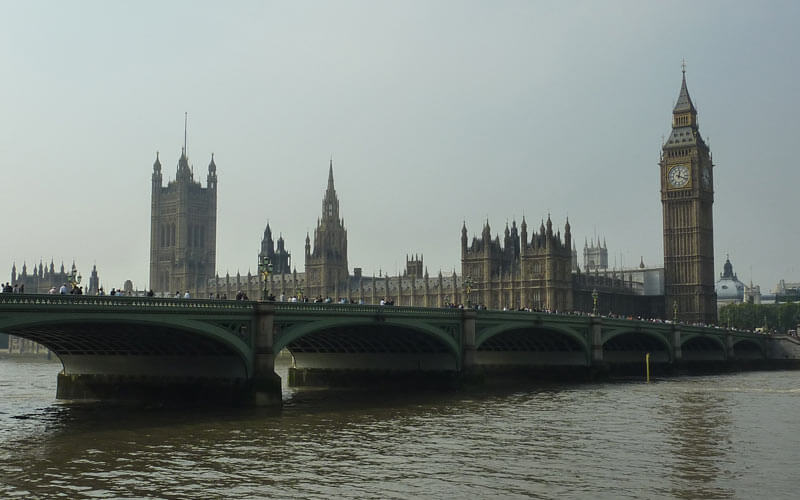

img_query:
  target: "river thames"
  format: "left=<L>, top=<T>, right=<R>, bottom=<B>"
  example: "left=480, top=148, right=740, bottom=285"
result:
left=0, top=356, right=797, bottom=499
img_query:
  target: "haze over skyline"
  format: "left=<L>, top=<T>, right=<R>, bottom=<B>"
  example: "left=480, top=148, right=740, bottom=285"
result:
left=2, top=1, right=799, bottom=293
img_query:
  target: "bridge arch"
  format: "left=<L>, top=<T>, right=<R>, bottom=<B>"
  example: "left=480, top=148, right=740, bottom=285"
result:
left=475, top=323, right=590, bottom=367
left=476, top=323, right=588, bottom=352
left=732, top=338, right=766, bottom=359
left=274, top=317, right=462, bottom=369
left=0, top=314, right=253, bottom=377
left=680, top=333, right=727, bottom=361
left=602, top=328, right=673, bottom=364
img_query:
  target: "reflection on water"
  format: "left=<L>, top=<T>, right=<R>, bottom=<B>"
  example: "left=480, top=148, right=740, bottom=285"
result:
left=664, top=382, right=732, bottom=499
left=0, top=358, right=798, bottom=499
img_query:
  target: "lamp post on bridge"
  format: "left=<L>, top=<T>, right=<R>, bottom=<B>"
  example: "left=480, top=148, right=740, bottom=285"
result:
left=67, top=267, right=82, bottom=292
left=591, top=288, right=598, bottom=316
left=673, top=300, right=679, bottom=323
left=258, top=256, right=273, bottom=302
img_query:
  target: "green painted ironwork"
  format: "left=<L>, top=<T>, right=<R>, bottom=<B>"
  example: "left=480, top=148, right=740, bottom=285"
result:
left=0, top=294, right=770, bottom=369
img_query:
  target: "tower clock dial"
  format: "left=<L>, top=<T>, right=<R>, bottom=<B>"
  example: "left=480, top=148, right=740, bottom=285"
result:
left=668, top=165, right=690, bottom=188
left=701, top=167, right=711, bottom=189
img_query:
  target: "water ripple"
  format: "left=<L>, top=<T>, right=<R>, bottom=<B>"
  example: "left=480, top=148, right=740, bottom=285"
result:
left=0, top=359, right=799, bottom=498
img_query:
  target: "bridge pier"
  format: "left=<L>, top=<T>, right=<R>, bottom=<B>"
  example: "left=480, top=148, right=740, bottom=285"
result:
left=672, top=325, right=682, bottom=362
left=251, top=303, right=282, bottom=407
left=459, top=309, right=483, bottom=384
left=590, top=317, right=603, bottom=363
left=725, top=332, right=735, bottom=360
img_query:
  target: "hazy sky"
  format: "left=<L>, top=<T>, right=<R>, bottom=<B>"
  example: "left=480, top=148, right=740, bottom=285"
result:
left=2, top=1, right=799, bottom=292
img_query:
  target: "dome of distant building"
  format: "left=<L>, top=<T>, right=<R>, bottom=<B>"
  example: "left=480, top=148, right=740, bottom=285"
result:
left=716, top=257, right=744, bottom=302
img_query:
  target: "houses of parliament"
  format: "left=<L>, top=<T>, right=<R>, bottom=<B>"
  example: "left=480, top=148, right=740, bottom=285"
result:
left=142, top=69, right=715, bottom=322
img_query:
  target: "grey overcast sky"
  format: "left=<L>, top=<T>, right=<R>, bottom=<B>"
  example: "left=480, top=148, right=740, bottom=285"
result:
left=2, top=0, right=799, bottom=291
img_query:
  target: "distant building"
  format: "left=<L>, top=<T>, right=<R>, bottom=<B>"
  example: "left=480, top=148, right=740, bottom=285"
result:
left=7, top=260, right=98, bottom=294
left=207, top=161, right=655, bottom=316
left=622, top=258, right=665, bottom=297
left=583, top=237, right=608, bottom=272
left=774, top=279, right=800, bottom=303
left=149, top=148, right=217, bottom=295
left=715, top=257, right=745, bottom=307
left=404, top=255, right=424, bottom=279
left=259, top=223, right=292, bottom=275
left=5, top=336, right=50, bottom=356
left=744, top=281, right=761, bottom=304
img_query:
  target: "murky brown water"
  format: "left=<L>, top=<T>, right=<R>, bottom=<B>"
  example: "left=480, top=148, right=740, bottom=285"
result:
left=0, top=356, right=798, bottom=499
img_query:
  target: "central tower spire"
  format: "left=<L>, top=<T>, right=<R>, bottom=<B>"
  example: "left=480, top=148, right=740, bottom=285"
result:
left=306, top=158, right=348, bottom=299
left=322, top=158, right=339, bottom=221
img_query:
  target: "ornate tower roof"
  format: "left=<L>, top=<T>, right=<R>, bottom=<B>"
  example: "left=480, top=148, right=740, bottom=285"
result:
left=176, top=148, right=192, bottom=181
left=721, top=257, right=736, bottom=279
left=673, top=68, right=696, bottom=114
left=665, top=65, right=703, bottom=149
left=321, top=159, right=340, bottom=223
left=207, top=154, right=217, bottom=188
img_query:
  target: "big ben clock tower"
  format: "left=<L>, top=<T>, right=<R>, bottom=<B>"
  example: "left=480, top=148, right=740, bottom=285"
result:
left=661, top=66, right=717, bottom=324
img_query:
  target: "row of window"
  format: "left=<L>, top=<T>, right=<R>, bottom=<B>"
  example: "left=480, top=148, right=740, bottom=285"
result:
left=666, top=149, right=692, bottom=158
left=674, top=115, right=691, bottom=126
left=158, top=224, right=207, bottom=248
left=159, top=224, right=176, bottom=247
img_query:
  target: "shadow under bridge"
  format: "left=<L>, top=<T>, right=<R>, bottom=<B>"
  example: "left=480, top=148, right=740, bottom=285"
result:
left=273, top=318, right=462, bottom=372
left=475, top=321, right=590, bottom=368
left=0, top=314, right=252, bottom=384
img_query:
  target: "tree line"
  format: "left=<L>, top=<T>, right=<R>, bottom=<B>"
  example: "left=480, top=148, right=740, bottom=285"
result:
left=718, top=302, right=800, bottom=332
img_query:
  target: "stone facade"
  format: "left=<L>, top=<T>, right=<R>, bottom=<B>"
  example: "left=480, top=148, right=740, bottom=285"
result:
left=303, top=161, right=349, bottom=299
left=660, top=69, right=716, bottom=324
left=583, top=237, right=608, bottom=272
left=207, top=161, right=651, bottom=314
left=259, top=223, right=291, bottom=275
left=461, top=217, right=573, bottom=311
left=149, top=149, right=217, bottom=295
left=8, top=260, right=98, bottom=294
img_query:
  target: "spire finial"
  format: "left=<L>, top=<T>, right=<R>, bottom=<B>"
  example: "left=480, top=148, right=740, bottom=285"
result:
left=681, top=58, right=686, bottom=75
left=184, top=112, right=188, bottom=154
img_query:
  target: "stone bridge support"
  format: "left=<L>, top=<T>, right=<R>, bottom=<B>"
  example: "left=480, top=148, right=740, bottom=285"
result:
left=725, top=332, right=735, bottom=360
left=672, top=325, right=682, bottom=362
left=590, top=317, right=603, bottom=363
left=252, top=303, right=282, bottom=407
left=461, top=310, right=481, bottom=382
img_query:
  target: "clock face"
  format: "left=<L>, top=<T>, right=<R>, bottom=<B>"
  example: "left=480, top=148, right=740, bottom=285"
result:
left=668, top=165, right=690, bottom=188
left=701, top=167, right=711, bottom=189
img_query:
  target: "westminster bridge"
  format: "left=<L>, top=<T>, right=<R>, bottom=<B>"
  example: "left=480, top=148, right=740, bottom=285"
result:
left=1, top=294, right=798, bottom=406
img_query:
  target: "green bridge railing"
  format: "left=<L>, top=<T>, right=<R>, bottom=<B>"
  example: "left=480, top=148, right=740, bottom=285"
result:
left=0, top=294, right=765, bottom=339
